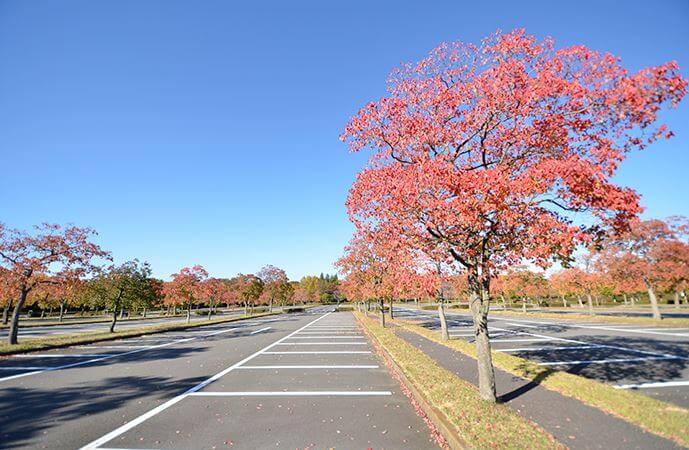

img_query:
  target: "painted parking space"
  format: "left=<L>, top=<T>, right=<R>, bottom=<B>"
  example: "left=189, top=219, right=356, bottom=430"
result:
left=395, top=306, right=689, bottom=408
left=79, top=312, right=438, bottom=450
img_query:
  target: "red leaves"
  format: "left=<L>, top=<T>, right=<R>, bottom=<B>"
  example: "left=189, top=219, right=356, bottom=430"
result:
left=340, top=29, right=686, bottom=279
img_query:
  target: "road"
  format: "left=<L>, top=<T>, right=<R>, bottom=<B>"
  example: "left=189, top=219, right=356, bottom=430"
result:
left=0, top=313, right=241, bottom=340
left=0, top=308, right=436, bottom=449
left=396, top=307, right=689, bottom=408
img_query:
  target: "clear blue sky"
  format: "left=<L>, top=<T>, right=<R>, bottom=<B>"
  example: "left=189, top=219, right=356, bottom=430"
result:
left=1, top=1, right=687, bottom=280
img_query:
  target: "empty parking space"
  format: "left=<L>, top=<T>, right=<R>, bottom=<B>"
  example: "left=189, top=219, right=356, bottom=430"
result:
left=396, top=306, right=689, bottom=408
left=79, top=311, right=437, bottom=450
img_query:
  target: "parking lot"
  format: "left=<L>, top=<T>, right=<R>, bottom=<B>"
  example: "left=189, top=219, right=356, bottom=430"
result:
left=396, top=307, right=689, bottom=408
left=0, top=310, right=436, bottom=449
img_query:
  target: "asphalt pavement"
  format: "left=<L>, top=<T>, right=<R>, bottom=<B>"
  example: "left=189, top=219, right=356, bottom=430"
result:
left=0, top=308, right=437, bottom=449
left=396, top=307, right=689, bottom=408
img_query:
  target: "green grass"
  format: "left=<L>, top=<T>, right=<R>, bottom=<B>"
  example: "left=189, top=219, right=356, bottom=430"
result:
left=356, top=313, right=562, bottom=450
left=398, top=319, right=689, bottom=447
left=488, top=309, right=689, bottom=328
left=0, top=313, right=191, bottom=329
left=0, top=312, right=276, bottom=356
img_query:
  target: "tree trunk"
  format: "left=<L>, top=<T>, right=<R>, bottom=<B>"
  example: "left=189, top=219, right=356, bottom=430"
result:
left=561, top=294, right=567, bottom=308
left=577, top=296, right=584, bottom=308
left=208, top=299, right=213, bottom=320
left=468, top=269, right=496, bottom=403
left=674, top=291, right=680, bottom=309
left=2, top=298, right=13, bottom=325
left=645, top=281, right=662, bottom=320
left=587, top=292, right=594, bottom=315
left=379, top=298, right=385, bottom=327
left=143, top=307, right=147, bottom=318
left=244, top=302, right=248, bottom=316
left=59, top=299, right=66, bottom=323
left=522, top=301, right=526, bottom=313
left=269, top=297, right=273, bottom=313
left=623, top=293, right=628, bottom=305
left=8, top=289, right=29, bottom=345
left=631, top=296, right=636, bottom=306
left=438, top=301, right=449, bottom=341
left=389, top=297, right=394, bottom=320
left=186, top=298, right=192, bottom=324
left=109, top=300, right=119, bottom=333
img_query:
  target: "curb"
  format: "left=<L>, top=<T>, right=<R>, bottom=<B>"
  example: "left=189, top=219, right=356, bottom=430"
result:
left=0, top=312, right=279, bottom=357
left=356, top=314, right=466, bottom=450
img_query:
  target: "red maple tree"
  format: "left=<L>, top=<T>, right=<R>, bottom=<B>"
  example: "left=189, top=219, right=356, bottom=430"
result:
left=341, top=29, right=686, bottom=401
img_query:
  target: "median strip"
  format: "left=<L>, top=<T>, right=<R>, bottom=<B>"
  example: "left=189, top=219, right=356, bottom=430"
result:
left=356, top=313, right=562, bottom=449
left=397, top=318, right=689, bottom=447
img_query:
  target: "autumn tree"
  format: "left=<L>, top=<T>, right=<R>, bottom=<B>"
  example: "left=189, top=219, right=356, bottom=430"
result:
left=604, top=218, right=689, bottom=319
left=341, top=29, right=686, bottom=401
left=164, top=265, right=209, bottom=324
left=231, top=274, right=263, bottom=315
left=87, top=260, right=154, bottom=332
left=257, top=265, right=289, bottom=312
left=0, top=223, right=108, bottom=344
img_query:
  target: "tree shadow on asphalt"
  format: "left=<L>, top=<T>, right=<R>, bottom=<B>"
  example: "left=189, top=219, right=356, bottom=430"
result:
left=524, top=335, right=689, bottom=384
left=0, top=374, right=207, bottom=448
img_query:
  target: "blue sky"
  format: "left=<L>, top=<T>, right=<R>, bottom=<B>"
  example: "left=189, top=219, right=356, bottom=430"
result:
left=1, top=1, right=687, bottom=280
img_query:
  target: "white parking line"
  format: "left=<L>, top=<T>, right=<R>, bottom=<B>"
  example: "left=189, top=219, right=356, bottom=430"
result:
left=237, top=365, right=379, bottom=369
left=263, top=351, right=371, bottom=354
left=491, top=338, right=553, bottom=343
left=505, top=322, right=539, bottom=328
left=250, top=327, right=271, bottom=335
left=74, top=345, right=152, bottom=349
left=614, top=380, right=689, bottom=389
left=276, top=342, right=366, bottom=345
left=79, top=312, right=333, bottom=450
left=0, top=337, right=196, bottom=384
left=188, top=391, right=392, bottom=396
left=0, top=366, right=52, bottom=370
left=499, top=345, right=603, bottom=352
left=539, top=356, right=681, bottom=366
left=286, top=336, right=364, bottom=339
left=12, top=353, right=119, bottom=358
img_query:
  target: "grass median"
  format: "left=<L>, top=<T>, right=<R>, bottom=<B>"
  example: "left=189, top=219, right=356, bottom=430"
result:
left=356, top=313, right=562, bottom=449
left=0, top=312, right=276, bottom=356
left=397, top=319, right=689, bottom=447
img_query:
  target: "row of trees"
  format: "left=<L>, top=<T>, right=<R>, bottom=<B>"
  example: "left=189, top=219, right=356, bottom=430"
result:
left=424, top=217, right=689, bottom=315
left=338, top=29, right=687, bottom=402
left=0, top=223, right=341, bottom=344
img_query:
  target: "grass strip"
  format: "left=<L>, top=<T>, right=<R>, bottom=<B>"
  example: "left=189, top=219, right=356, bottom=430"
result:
left=488, top=309, right=689, bottom=328
left=356, top=313, right=562, bottom=450
left=0, top=313, right=192, bottom=329
left=0, top=312, right=276, bottom=356
left=398, top=319, right=689, bottom=447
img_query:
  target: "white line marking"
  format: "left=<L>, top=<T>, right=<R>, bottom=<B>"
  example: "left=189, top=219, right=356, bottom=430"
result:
left=499, top=345, right=602, bottom=352
left=275, top=342, right=366, bottom=345
left=491, top=338, right=553, bottom=343
left=506, top=322, right=539, bottom=328
left=614, top=380, right=689, bottom=389
left=263, top=351, right=371, bottom=354
left=250, top=327, right=271, bottom=335
left=78, top=312, right=333, bottom=450
left=12, top=353, right=119, bottom=358
left=286, top=336, right=364, bottom=339
left=539, top=356, right=681, bottom=366
left=203, top=327, right=238, bottom=337
left=188, top=391, right=392, bottom=397
left=237, top=365, right=379, bottom=369
left=0, top=337, right=195, bottom=384
left=0, top=366, right=52, bottom=370
left=74, top=345, right=152, bottom=349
